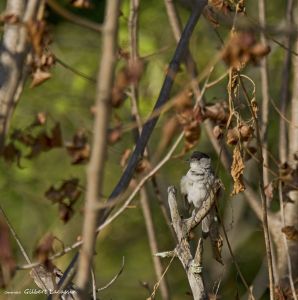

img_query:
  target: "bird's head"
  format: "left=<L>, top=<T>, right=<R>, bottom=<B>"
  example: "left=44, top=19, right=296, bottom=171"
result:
left=188, top=151, right=211, bottom=170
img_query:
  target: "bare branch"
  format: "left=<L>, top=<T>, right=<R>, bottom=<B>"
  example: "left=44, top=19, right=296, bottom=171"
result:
left=166, top=186, right=207, bottom=300
left=240, top=75, right=275, bottom=300
left=258, top=0, right=270, bottom=189
left=128, top=1, right=171, bottom=298
left=279, top=0, right=294, bottom=164
left=76, top=0, right=120, bottom=296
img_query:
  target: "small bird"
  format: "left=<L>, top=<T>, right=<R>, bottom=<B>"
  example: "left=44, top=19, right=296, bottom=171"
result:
left=180, top=151, right=216, bottom=235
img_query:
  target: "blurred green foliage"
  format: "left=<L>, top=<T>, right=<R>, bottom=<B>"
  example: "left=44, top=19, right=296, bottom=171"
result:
left=0, top=0, right=289, bottom=299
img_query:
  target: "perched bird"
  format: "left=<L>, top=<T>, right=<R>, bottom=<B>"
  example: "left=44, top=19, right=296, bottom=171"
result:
left=180, top=151, right=216, bottom=235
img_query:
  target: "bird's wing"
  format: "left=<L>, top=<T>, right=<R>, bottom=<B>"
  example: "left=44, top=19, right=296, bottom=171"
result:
left=180, top=175, right=192, bottom=212
left=180, top=175, right=188, bottom=195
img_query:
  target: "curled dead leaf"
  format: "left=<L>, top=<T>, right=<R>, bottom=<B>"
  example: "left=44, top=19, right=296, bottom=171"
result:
left=45, top=178, right=81, bottom=223
left=34, top=234, right=54, bottom=270
left=264, top=182, right=274, bottom=200
left=177, top=109, right=201, bottom=152
left=136, top=158, right=150, bottom=173
left=281, top=226, right=298, bottom=242
left=1, top=13, right=20, bottom=24
left=2, top=143, right=21, bottom=165
left=112, top=60, right=144, bottom=108
left=65, top=129, right=90, bottom=164
left=231, top=145, right=245, bottom=195
left=26, top=123, right=62, bottom=158
left=120, top=149, right=132, bottom=168
left=70, top=0, right=92, bottom=8
left=30, top=69, right=51, bottom=88
left=108, top=125, right=122, bottom=145
left=226, top=124, right=254, bottom=145
left=213, top=125, right=224, bottom=139
left=203, top=102, right=229, bottom=123
left=222, top=31, right=270, bottom=69
left=173, top=89, right=192, bottom=112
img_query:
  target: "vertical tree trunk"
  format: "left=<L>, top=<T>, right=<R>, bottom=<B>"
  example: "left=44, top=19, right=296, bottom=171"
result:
left=0, top=0, right=41, bottom=150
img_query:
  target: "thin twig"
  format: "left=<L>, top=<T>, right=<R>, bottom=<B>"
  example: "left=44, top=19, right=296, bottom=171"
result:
left=90, top=268, right=96, bottom=300
left=55, top=56, right=96, bottom=83
left=240, top=75, right=275, bottom=300
left=279, top=0, right=294, bottom=164
left=128, top=1, right=171, bottom=298
left=258, top=0, right=270, bottom=189
left=46, top=0, right=102, bottom=33
left=270, top=97, right=298, bottom=128
left=0, top=205, right=49, bottom=293
left=96, top=257, right=125, bottom=292
left=76, top=0, right=120, bottom=296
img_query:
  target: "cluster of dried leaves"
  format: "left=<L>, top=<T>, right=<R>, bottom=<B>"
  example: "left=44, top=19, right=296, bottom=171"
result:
left=45, top=178, right=81, bottom=223
left=222, top=31, right=271, bottom=70
left=2, top=113, right=62, bottom=164
left=27, top=19, right=55, bottom=88
left=173, top=89, right=201, bottom=154
left=111, top=58, right=144, bottom=108
left=2, top=113, right=92, bottom=166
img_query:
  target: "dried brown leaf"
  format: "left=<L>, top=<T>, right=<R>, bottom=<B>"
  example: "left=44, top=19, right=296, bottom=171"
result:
left=281, top=226, right=298, bottom=242
left=70, top=0, right=92, bottom=8
left=2, top=143, right=21, bottom=165
left=177, top=109, right=201, bottom=152
left=226, top=124, right=254, bottom=145
left=264, top=182, right=274, bottom=200
left=203, top=6, right=219, bottom=27
left=30, top=69, right=51, bottom=88
left=1, top=13, right=20, bottom=24
left=231, top=145, right=245, bottom=195
left=211, top=233, right=224, bottom=264
left=59, top=203, right=74, bottom=223
left=222, top=32, right=270, bottom=69
left=108, top=126, right=122, bottom=145
left=26, top=123, right=62, bottom=158
left=27, top=20, right=47, bottom=57
left=203, top=102, right=229, bottom=123
left=34, top=233, right=54, bottom=270
left=213, top=125, right=224, bottom=139
left=66, top=130, right=90, bottom=164
left=173, top=89, right=192, bottom=112
left=136, top=158, right=150, bottom=173
left=45, top=178, right=81, bottom=223
left=120, top=149, right=132, bottom=168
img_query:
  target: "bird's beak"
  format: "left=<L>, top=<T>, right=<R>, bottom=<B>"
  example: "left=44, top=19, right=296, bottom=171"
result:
left=185, top=158, right=190, bottom=162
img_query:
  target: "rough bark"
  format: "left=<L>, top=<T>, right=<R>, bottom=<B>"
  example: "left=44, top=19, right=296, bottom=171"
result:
left=0, top=0, right=41, bottom=150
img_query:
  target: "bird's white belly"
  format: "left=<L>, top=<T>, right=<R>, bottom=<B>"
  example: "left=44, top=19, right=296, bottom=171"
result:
left=187, top=182, right=208, bottom=208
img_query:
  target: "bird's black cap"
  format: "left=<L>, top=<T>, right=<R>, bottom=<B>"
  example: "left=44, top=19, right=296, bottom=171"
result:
left=190, top=151, right=210, bottom=160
